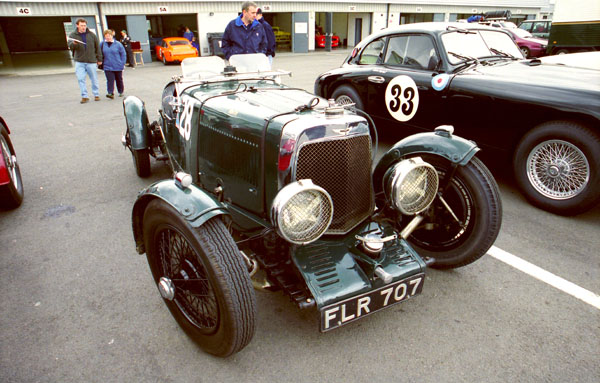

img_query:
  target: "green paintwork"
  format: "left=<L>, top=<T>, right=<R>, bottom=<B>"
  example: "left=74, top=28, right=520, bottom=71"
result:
left=182, top=80, right=321, bottom=218
left=373, top=129, right=479, bottom=193
left=123, top=96, right=149, bottom=150
left=131, top=178, right=229, bottom=254
left=292, top=221, right=426, bottom=308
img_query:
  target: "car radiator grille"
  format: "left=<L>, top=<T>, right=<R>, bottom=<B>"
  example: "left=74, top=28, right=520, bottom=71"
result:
left=295, top=135, right=374, bottom=234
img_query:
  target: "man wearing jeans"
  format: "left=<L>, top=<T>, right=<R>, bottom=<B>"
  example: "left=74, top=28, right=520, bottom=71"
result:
left=68, top=19, right=103, bottom=104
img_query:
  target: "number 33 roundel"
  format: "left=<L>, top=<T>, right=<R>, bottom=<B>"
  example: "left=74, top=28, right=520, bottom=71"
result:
left=385, top=75, right=419, bottom=122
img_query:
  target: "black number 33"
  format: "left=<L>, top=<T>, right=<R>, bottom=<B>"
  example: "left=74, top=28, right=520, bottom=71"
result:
left=389, top=84, right=415, bottom=115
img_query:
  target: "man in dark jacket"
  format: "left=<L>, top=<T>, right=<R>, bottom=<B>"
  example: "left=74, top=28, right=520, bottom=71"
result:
left=256, top=8, right=276, bottom=67
left=221, top=1, right=267, bottom=61
left=120, top=30, right=135, bottom=68
left=67, top=18, right=103, bottom=103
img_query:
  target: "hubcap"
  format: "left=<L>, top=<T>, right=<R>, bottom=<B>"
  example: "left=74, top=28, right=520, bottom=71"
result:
left=158, top=277, right=175, bottom=301
left=526, top=139, right=590, bottom=200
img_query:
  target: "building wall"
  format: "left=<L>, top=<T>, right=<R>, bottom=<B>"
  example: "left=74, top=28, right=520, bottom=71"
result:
left=0, top=1, right=552, bottom=57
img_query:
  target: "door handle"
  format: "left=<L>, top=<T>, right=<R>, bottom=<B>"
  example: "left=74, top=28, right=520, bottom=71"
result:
left=368, top=76, right=385, bottom=84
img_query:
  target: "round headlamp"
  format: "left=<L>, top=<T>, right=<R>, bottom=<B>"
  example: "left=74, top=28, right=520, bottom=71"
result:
left=271, top=180, right=333, bottom=245
left=385, top=157, right=439, bottom=215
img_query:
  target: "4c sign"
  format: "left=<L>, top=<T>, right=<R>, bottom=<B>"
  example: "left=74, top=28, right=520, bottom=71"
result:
left=16, top=7, right=32, bottom=15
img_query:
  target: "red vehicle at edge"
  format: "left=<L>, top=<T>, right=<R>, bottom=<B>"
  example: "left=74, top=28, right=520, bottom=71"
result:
left=0, top=116, right=24, bottom=209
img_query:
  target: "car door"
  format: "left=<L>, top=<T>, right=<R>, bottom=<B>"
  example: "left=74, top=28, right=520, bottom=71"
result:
left=364, top=33, right=445, bottom=134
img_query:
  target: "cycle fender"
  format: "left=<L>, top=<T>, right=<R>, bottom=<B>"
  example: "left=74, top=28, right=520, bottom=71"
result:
left=132, top=179, right=229, bottom=254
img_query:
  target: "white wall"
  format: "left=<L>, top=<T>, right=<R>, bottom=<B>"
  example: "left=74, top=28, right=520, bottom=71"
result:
left=197, top=12, right=236, bottom=56
left=372, top=11, right=387, bottom=32
left=347, top=13, right=371, bottom=47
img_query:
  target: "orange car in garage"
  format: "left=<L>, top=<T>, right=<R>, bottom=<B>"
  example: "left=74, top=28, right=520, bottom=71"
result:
left=155, top=37, right=198, bottom=64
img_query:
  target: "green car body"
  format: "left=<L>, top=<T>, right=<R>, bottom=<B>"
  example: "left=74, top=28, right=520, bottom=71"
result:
left=122, top=54, right=501, bottom=356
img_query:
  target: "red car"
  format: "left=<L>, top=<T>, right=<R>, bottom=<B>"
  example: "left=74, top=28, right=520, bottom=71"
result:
left=0, top=117, right=24, bottom=209
left=503, top=27, right=548, bottom=58
left=315, top=34, right=340, bottom=48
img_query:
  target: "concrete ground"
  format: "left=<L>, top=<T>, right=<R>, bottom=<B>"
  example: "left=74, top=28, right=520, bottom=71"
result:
left=1, top=50, right=598, bottom=383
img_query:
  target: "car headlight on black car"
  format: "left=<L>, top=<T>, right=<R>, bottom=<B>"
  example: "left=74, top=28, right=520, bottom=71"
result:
left=271, top=179, right=333, bottom=245
left=384, top=157, right=439, bottom=215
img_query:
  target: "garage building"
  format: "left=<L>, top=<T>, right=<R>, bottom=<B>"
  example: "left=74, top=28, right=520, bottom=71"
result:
left=0, top=0, right=552, bottom=67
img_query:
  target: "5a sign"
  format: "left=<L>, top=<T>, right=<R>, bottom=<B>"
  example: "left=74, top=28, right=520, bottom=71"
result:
left=158, top=6, right=169, bottom=13
left=16, top=7, right=32, bottom=15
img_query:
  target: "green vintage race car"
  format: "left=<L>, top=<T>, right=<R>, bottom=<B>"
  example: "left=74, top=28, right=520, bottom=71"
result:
left=122, top=54, right=502, bottom=357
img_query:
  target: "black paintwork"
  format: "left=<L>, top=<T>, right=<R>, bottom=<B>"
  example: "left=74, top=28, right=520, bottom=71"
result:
left=315, top=22, right=600, bottom=159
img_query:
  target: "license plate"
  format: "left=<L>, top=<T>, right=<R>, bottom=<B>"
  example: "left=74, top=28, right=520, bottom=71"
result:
left=320, top=274, right=424, bottom=332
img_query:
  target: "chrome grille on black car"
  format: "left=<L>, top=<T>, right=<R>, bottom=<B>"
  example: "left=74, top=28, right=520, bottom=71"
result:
left=295, top=135, right=374, bottom=234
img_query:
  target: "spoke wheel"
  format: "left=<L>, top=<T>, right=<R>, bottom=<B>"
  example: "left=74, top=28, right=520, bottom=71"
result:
left=526, top=140, right=589, bottom=200
left=143, top=199, right=256, bottom=357
left=0, top=125, right=24, bottom=209
left=157, top=227, right=219, bottom=331
left=514, top=121, right=600, bottom=215
left=332, top=85, right=365, bottom=110
left=405, top=155, right=502, bottom=269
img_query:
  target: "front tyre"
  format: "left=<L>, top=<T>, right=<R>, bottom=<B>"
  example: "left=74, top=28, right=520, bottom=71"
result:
left=407, top=155, right=502, bottom=269
left=0, top=126, right=24, bottom=209
left=132, top=148, right=150, bottom=177
left=513, top=121, right=600, bottom=215
left=143, top=199, right=256, bottom=357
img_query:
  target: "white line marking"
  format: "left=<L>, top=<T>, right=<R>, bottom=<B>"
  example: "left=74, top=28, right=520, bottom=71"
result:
left=487, top=245, right=600, bottom=310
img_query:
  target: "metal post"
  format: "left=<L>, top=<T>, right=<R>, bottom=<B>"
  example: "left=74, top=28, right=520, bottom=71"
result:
left=325, top=12, right=333, bottom=52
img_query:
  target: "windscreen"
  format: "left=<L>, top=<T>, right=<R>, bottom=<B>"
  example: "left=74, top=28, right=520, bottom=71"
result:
left=442, top=29, right=523, bottom=63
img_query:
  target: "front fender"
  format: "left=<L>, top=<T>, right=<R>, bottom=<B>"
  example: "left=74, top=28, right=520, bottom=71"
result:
left=373, top=127, right=480, bottom=193
left=131, top=179, right=229, bottom=254
left=123, top=96, right=149, bottom=150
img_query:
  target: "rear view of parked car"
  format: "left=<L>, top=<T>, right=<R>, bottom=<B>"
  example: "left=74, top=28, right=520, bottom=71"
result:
left=315, top=22, right=600, bottom=215
left=155, top=37, right=198, bottom=64
left=0, top=117, right=24, bottom=209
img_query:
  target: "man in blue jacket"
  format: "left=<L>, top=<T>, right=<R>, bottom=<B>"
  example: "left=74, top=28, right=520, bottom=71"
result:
left=221, top=1, right=267, bottom=61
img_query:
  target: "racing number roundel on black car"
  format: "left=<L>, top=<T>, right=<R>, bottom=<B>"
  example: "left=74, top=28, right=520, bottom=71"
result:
left=385, top=75, right=419, bottom=122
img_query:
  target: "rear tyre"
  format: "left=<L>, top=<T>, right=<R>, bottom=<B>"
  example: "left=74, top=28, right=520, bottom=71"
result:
left=513, top=121, right=600, bottom=215
left=162, top=55, right=167, bottom=65
left=406, top=155, right=502, bottom=269
left=143, top=200, right=256, bottom=357
left=132, top=148, right=151, bottom=177
left=0, top=126, right=24, bottom=209
left=332, top=85, right=365, bottom=110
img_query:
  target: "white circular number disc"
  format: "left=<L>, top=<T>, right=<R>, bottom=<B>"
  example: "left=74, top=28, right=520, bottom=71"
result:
left=384, top=75, right=419, bottom=122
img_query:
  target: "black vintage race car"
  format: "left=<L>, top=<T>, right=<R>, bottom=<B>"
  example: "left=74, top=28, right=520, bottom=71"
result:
left=122, top=54, right=502, bottom=357
left=315, top=22, right=600, bottom=216
left=0, top=116, right=24, bottom=210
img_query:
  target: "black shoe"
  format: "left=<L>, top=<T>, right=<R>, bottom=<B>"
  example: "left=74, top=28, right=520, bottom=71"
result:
left=106, top=94, right=114, bottom=99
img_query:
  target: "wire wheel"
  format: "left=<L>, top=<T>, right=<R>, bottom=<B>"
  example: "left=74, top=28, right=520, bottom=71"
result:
left=156, top=226, right=219, bottom=332
left=526, top=139, right=589, bottom=200
left=143, top=199, right=256, bottom=356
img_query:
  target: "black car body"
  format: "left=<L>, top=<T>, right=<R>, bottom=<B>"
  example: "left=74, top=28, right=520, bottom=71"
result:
left=315, top=22, right=600, bottom=215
